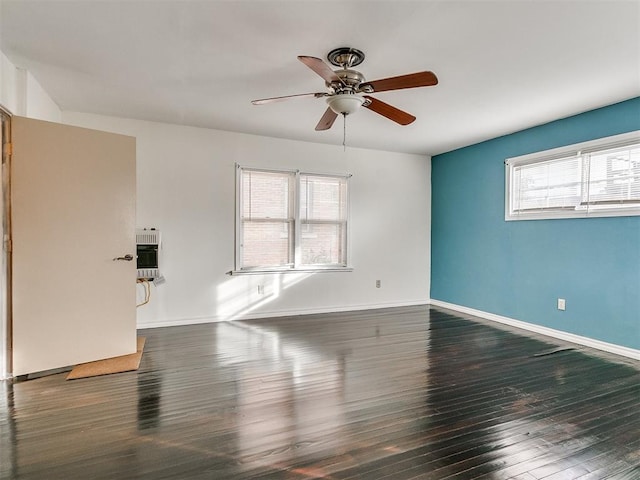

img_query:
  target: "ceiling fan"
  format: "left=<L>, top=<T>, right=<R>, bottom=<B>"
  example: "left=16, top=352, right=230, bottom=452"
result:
left=251, top=47, right=438, bottom=131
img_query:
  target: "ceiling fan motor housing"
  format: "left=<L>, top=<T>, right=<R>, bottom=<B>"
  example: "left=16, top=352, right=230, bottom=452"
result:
left=330, top=69, right=368, bottom=94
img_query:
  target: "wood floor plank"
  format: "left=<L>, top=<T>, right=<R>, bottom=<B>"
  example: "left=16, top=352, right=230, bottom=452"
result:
left=1, top=305, right=638, bottom=479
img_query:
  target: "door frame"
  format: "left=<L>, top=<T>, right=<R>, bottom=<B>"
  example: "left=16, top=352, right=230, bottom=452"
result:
left=0, top=107, right=12, bottom=380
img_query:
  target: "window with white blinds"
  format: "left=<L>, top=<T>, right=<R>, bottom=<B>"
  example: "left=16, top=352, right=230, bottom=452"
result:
left=505, top=131, right=640, bottom=220
left=236, top=166, right=350, bottom=272
left=240, top=169, right=295, bottom=269
left=299, top=174, right=348, bottom=266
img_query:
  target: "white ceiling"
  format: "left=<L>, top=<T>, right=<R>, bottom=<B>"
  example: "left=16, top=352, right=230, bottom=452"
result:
left=1, top=0, right=638, bottom=155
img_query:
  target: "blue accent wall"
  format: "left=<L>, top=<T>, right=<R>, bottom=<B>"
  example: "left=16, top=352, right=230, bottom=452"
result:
left=431, top=98, right=640, bottom=350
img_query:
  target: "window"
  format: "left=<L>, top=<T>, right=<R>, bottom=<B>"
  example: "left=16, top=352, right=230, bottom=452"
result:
left=236, top=166, right=350, bottom=272
left=505, top=131, right=640, bottom=220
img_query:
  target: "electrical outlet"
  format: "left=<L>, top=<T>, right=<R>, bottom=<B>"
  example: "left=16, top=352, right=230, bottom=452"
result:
left=257, top=285, right=264, bottom=295
left=376, top=280, right=381, bottom=288
left=557, top=298, right=566, bottom=311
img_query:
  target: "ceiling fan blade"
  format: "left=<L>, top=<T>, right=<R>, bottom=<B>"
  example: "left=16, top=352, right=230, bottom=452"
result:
left=360, top=71, right=438, bottom=93
left=252, top=92, right=327, bottom=105
left=315, top=107, right=339, bottom=131
left=298, top=56, right=345, bottom=86
left=363, top=96, right=416, bottom=125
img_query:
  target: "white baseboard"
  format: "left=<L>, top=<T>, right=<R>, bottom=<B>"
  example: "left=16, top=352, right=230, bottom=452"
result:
left=429, top=299, right=640, bottom=362
left=139, top=315, right=219, bottom=329
left=137, top=300, right=430, bottom=330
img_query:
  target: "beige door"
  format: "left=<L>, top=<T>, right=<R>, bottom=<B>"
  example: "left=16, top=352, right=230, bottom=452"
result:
left=11, top=116, right=136, bottom=376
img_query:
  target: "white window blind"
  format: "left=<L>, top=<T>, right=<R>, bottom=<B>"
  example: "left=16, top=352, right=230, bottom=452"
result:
left=299, top=174, right=348, bottom=266
left=512, top=156, right=583, bottom=212
left=240, top=169, right=295, bottom=269
left=584, top=145, right=640, bottom=209
left=506, top=131, right=640, bottom=220
left=236, top=166, right=350, bottom=272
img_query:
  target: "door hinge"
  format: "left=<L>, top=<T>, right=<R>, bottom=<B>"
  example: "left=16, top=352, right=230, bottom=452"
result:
left=4, top=235, right=11, bottom=253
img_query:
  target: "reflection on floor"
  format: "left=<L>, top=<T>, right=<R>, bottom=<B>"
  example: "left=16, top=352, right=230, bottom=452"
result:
left=1, top=306, right=638, bottom=479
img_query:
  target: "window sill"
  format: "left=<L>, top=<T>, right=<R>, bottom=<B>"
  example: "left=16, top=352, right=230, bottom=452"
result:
left=506, top=207, right=640, bottom=221
left=228, top=267, right=354, bottom=275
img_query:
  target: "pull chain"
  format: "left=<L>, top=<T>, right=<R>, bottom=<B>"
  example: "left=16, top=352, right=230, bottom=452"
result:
left=342, top=113, right=347, bottom=151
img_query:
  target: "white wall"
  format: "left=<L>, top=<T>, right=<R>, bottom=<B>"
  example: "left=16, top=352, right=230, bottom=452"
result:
left=25, top=71, right=61, bottom=122
left=0, top=51, right=23, bottom=114
left=63, top=112, right=432, bottom=328
left=0, top=50, right=61, bottom=122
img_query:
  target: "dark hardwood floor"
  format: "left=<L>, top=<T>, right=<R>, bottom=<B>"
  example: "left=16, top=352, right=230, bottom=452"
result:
left=1, top=306, right=638, bottom=479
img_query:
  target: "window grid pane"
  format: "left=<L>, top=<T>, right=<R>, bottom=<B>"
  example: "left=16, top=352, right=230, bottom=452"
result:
left=585, top=146, right=640, bottom=208
left=300, top=175, right=347, bottom=222
left=513, top=156, right=582, bottom=212
left=242, top=170, right=292, bottom=220
left=300, top=222, right=346, bottom=266
left=241, top=220, right=293, bottom=268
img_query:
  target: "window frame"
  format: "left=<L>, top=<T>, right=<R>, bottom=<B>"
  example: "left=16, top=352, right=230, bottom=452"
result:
left=505, top=130, right=640, bottom=221
left=234, top=165, right=352, bottom=274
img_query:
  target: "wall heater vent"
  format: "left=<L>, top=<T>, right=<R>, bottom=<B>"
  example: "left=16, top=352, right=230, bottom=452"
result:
left=137, top=230, right=160, bottom=246
left=136, top=228, right=161, bottom=280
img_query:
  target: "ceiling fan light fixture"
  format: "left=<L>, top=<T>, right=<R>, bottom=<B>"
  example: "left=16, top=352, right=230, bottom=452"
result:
left=326, top=94, right=365, bottom=115
left=253, top=47, right=438, bottom=130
